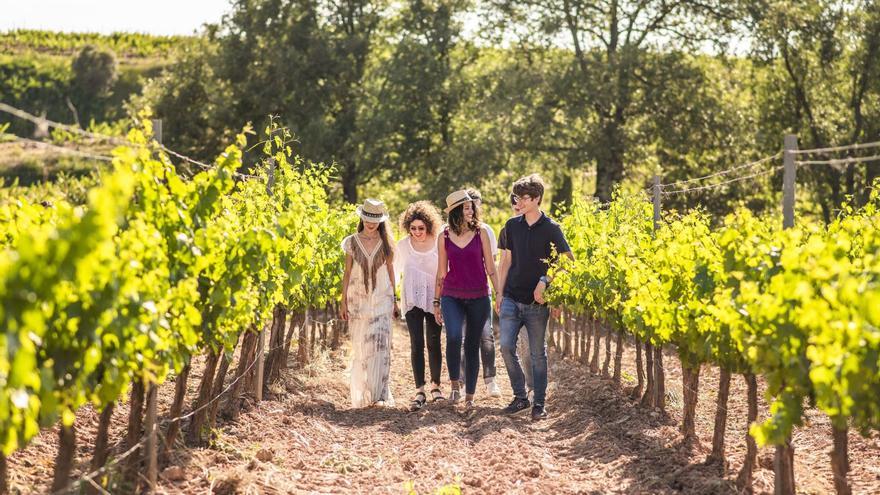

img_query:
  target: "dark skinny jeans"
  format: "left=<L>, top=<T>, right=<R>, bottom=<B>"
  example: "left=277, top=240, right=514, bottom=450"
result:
left=404, top=307, right=442, bottom=389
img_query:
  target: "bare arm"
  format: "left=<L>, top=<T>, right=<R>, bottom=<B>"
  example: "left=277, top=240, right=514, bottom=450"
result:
left=386, top=255, right=401, bottom=318
left=480, top=229, right=500, bottom=295
left=495, top=249, right=511, bottom=313
left=340, top=252, right=353, bottom=320
left=433, top=234, right=447, bottom=324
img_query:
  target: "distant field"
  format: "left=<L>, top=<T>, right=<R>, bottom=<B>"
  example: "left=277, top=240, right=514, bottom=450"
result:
left=0, top=30, right=190, bottom=179
left=0, top=29, right=193, bottom=59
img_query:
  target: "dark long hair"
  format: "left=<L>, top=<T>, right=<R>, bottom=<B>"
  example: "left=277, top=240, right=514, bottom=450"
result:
left=353, top=219, right=394, bottom=291
left=447, top=201, right=480, bottom=236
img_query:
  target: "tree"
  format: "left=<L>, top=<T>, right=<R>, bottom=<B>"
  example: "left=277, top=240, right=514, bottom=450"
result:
left=487, top=0, right=737, bottom=202
left=746, top=0, right=880, bottom=219
left=71, top=45, right=118, bottom=122
left=144, top=0, right=383, bottom=202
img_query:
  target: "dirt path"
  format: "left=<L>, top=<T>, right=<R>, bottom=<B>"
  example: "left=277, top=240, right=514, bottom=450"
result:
left=8, top=321, right=880, bottom=494
left=150, top=324, right=748, bottom=494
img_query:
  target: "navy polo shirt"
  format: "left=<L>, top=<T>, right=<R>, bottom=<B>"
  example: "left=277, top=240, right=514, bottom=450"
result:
left=502, top=212, right=570, bottom=304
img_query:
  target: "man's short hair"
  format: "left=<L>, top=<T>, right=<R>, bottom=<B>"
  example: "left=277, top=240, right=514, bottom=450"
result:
left=512, top=174, right=545, bottom=204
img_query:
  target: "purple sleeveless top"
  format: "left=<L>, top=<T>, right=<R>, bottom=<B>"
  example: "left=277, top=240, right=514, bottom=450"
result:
left=442, top=228, right=489, bottom=299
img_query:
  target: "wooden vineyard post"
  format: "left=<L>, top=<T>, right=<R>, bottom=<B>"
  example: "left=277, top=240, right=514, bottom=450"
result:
left=782, top=134, right=797, bottom=230
left=651, top=175, right=666, bottom=411
left=143, top=118, right=163, bottom=493
left=144, top=385, right=158, bottom=493
left=775, top=135, right=799, bottom=495
left=254, top=158, right=276, bottom=402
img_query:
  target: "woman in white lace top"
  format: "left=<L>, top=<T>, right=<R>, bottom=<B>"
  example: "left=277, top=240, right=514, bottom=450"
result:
left=394, top=201, right=444, bottom=411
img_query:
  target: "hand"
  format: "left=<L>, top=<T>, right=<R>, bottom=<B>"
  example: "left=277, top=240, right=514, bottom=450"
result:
left=393, top=302, right=401, bottom=319
left=495, top=296, right=503, bottom=314
left=433, top=305, right=443, bottom=325
left=533, top=281, right=547, bottom=304
left=339, top=303, right=349, bottom=321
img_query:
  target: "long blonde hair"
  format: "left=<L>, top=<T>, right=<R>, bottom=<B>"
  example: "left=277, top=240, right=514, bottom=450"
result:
left=353, top=219, right=394, bottom=292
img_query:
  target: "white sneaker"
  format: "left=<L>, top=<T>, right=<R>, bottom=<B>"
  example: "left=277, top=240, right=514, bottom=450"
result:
left=449, top=388, right=462, bottom=403
left=486, top=378, right=502, bottom=398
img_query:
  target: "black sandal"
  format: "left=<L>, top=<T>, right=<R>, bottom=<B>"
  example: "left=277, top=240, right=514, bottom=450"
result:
left=409, top=392, right=427, bottom=412
left=430, top=388, right=446, bottom=402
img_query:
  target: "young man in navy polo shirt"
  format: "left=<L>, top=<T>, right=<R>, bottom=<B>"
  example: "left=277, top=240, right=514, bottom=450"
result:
left=496, top=174, right=573, bottom=420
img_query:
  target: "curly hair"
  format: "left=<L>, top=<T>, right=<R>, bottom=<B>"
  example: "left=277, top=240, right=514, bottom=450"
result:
left=399, top=200, right=443, bottom=236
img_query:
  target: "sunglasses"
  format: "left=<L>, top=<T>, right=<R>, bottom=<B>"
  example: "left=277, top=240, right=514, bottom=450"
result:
left=409, top=225, right=427, bottom=231
left=510, top=194, right=532, bottom=204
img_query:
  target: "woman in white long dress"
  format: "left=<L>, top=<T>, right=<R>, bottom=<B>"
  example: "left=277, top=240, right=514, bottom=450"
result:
left=340, top=199, right=400, bottom=407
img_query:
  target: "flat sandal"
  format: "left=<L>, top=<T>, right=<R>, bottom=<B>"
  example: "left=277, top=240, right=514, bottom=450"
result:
left=430, top=388, right=446, bottom=402
left=409, top=392, right=427, bottom=412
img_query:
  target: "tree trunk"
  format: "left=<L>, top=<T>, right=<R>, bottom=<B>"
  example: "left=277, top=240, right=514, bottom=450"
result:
left=831, top=423, right=851, bottom=495
left=602, top=323, right=612, bottom=378
left=554, top=169, right=574, bottom=214
left=225, top=330, right=257, bottom=420
left=681, top=364, right=701, bottom=451
left=298, top=311, right=311, bottom=366
left=263, top=305, right=286, bottom=388
left=736, top=373, right=759, bottom=493
left=562, top=311, right=571, bottom=358
left=0, top=452, right=7, bottom=495
left=846, top=164, right=855, bottom=198
left=581, top=318, right=591, bottom=365
left=88, top=402, right=115, bottom=494
left=613, top=329, right=623, bottom=386
left=641, top=341, right=655, bottom=407
left=162, top=363, right=190, bottom=461
left=653, top=345, right=666, bottom=411
left=774, top=437, right=796, bottom=495
left=186, top=349, right=219, bottom=446
left=125, top=380, right=145, bottom=480
left=51, top=422, right=76, bottom=493
left=595, top=117, right=626, bottom=203
left=282, top=311, right=304, bottom=368
left=631, top=339, right=644, bottom=399
left=590, top=320, right=601, bottom=374
left=706, top=368, right=731, bottom=467
left=268, top=309, right=289, bottom=386
left=341, top=165, right=358, bottom=203
left=208, top=349, right=233, bottom=429
left=309, top=317, right=318, bottom=355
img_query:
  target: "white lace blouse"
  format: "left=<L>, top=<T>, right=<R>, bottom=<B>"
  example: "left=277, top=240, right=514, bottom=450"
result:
left=394, top=236, right=438, bottom=313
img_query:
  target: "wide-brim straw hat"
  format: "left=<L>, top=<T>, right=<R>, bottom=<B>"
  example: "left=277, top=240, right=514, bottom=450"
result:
left=356, top=198, right=390, bottom=223
left=444, top=189, right=474, bottom=214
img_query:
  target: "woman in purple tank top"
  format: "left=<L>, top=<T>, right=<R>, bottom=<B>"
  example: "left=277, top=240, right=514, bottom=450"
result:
left=433, top=190, right=500, bottom=409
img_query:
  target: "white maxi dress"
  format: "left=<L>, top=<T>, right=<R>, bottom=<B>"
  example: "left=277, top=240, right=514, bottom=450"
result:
left=342, top=234, right=395, bottom=407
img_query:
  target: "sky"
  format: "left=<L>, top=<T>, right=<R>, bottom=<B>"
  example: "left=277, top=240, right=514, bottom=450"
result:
left=0, top=0, right=233, bottom=35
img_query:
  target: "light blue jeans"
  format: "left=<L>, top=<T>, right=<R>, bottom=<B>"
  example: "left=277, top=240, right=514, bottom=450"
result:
left=499, top=298, right=549, bottom=406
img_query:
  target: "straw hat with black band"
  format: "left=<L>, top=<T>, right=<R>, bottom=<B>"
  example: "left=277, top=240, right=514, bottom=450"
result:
left=444, top=189, right=473, bottom=214
left=356, top=198, right=390, bottom=223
